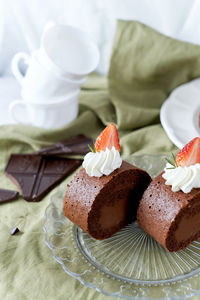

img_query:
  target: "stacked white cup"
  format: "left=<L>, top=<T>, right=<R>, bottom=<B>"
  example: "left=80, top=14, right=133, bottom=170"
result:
left=10, top=23, right=99, bottom=129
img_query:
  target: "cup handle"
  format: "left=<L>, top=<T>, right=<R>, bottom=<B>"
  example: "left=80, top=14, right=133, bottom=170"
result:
left=9, top=100, right=27, bottom=124
left=11, top=52, right=30, bottom=85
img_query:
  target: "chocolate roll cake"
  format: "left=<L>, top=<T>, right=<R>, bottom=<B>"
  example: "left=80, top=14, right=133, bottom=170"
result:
left=137, top=172, right=200, bottom=252
left=64, top=161, right=151, bottom=239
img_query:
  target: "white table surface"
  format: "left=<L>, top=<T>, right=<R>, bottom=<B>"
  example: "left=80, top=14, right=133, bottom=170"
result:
left=0, top=77, right=22, bottom=125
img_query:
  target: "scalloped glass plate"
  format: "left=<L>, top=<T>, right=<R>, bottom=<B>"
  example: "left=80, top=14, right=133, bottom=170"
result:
left=43, top=155, right=200, bottom=299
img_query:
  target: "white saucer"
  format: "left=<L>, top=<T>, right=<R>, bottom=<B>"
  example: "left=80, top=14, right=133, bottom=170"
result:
left=160, top=78, right=200, bottom=149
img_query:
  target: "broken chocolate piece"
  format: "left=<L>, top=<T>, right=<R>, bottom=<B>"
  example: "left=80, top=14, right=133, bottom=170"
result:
left=37, top=134, right=93, bottom=156
left=0, top=188, right=19, bottom=204
left=10, top=227, right=19, bottom=235
left=5, top=154, right=81, bottom=202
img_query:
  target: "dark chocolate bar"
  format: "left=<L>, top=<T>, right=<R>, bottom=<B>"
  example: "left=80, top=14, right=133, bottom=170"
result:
left=37, top=134, right=93, bottom=156
left=5, top=154, right=81, bottom=202
left=0, top=188, right=19, bottom=203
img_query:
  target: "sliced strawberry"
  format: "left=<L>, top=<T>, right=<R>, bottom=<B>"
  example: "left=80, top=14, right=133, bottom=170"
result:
left=95, top=123, right=120, bottom=152
left=176, top=137, right=200, bottom=167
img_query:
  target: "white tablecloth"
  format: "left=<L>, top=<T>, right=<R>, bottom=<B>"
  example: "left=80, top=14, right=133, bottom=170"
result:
left=1, top=0, right=200, bottom=76
left=1, top=0, right=200, bottom=125
left=0, top=77, right=20, bottom=125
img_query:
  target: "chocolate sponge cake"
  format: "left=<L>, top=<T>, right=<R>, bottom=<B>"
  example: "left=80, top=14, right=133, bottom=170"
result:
left=63, top=161, right=151, bottom=239
left=137, top=172, right=200, bottom=252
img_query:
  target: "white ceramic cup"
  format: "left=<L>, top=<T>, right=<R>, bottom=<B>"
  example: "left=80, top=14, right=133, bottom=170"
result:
left=38, top=24, right=100, bottom=80
left=9, top=91, right=79, bottom=129
left=12, top=51, right=85, bottom=102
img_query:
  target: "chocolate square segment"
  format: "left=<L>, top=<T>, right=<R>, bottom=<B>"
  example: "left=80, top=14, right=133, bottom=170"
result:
left=6, top=155, right=42, bottom=173
left=37, top=134, right=93, bottom=156
left=0, top=188, right=19, bottom=203
left=43, top=158, right=76, bottom=174
left=5, top=154, right=81, bottom=202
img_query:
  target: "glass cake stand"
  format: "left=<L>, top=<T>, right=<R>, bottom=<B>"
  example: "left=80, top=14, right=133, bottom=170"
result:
left=43, top=155, right=200, bottom=299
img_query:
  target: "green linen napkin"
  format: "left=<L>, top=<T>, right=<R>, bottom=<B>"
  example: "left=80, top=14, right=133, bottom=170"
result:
left=109, top=20, right=200, bottom=131
left=1, top=20, right=200, bottom=300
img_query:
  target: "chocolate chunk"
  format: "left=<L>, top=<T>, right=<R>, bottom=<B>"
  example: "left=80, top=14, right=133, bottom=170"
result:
left=10, top=227, right=19, bottom=235
left=0, top=188, right=19, bottom=204
left=5, top=154, right=81, bottom=202
left=37, top=134, right=93, bottom=156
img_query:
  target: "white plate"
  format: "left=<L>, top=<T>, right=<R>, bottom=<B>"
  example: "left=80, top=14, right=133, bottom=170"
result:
left=160, top=78, right=200, bottom=149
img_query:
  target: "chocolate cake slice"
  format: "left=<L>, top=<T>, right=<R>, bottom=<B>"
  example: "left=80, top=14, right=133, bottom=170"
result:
left=137, top=172, right=200, bottom=252
left=63, top=161, right=151, bottom=239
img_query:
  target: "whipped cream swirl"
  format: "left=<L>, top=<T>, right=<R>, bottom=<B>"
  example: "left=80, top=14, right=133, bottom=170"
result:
left=162, top=163, right=200, bottom=193
left=82, top=146, right=122, bottom=177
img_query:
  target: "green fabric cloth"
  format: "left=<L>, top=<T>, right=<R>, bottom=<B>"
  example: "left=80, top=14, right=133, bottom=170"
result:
left=1, top=20, right=200, bottom=300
